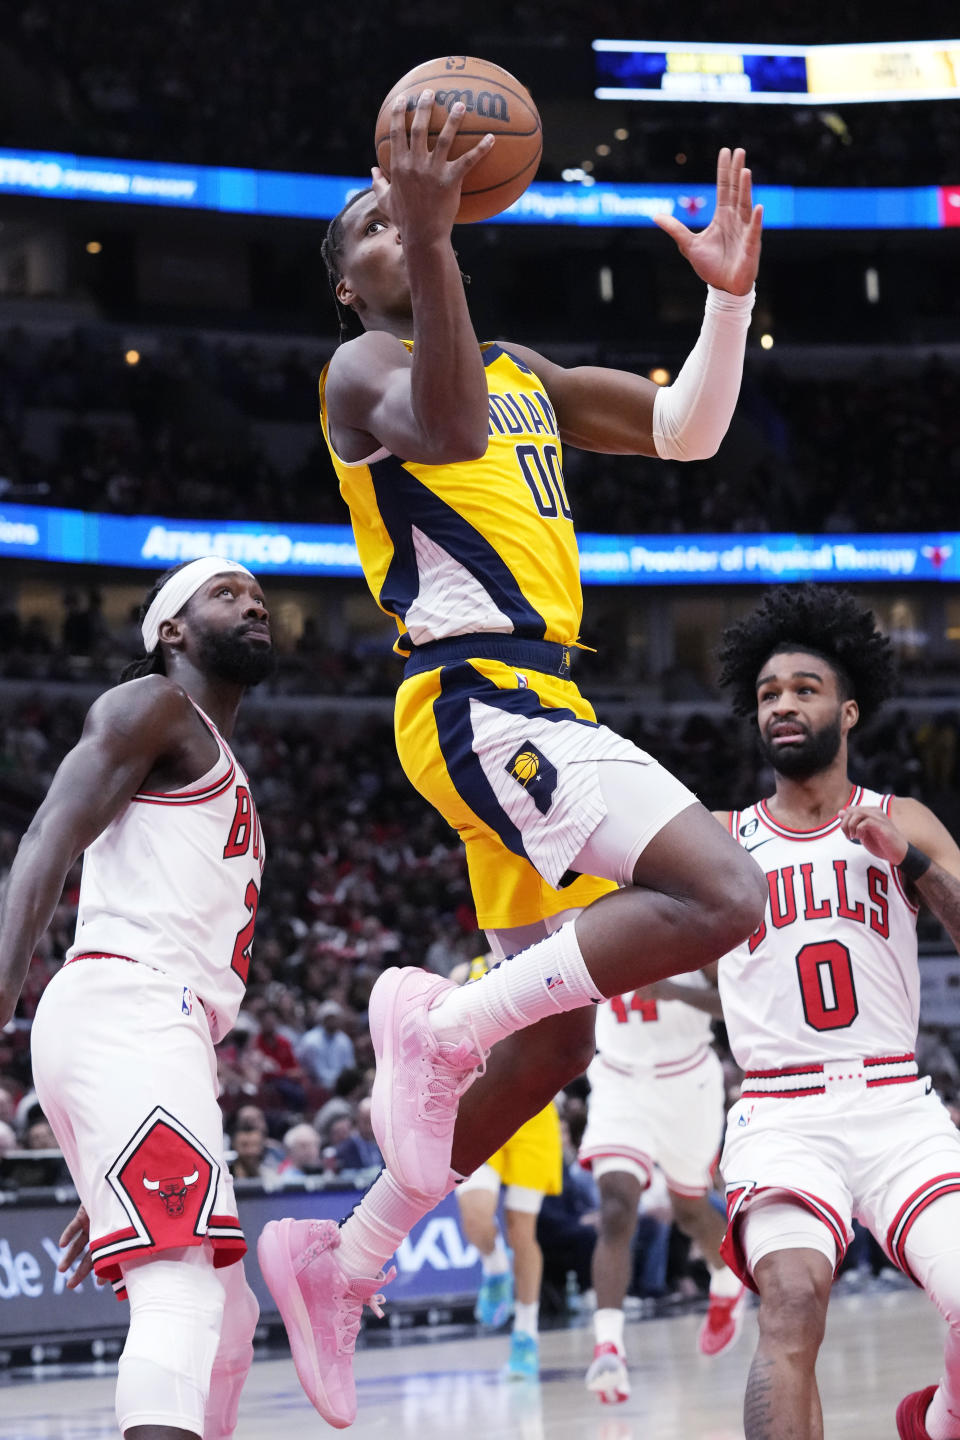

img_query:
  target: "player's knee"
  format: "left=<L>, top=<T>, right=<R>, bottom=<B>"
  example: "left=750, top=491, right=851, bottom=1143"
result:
left=668, top=1192, right=706, bottom=1233
left=117, top=1248, right=226, bottom=1435
left=755, top=1259, right=828, bottom=1356
left=701, top=854, right=767, bottom=953
left=600, top=1186, right=639, bottom=1242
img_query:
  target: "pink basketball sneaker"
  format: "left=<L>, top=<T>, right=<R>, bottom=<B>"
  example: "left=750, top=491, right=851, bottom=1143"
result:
left=896, top=1386, right=939, bottom=1440
left=257, top=1218, right=392, bottom=1429
left=369, top=966, right=487, bottom=1198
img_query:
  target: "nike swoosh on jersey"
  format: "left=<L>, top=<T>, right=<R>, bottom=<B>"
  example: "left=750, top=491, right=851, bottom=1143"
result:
left=745, top=839, right=774, bottom=853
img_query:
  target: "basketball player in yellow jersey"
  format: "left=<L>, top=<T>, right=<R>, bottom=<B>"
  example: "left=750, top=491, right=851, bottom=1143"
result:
left=258, top=90, right=767, bottom=1427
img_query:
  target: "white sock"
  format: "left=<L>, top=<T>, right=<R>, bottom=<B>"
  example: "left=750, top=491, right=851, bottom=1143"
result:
left=429, top=922, right=603, bottom=1050
left=594, top=1307, right=625, bottom=1351
left=481, top=1235, right=510, bottom=1277
left=514, top=1301, right=539, bottom=1338
left=337, top=1170, right=446, bottom=1276
left=708, top=1264, right=743, bottom=1299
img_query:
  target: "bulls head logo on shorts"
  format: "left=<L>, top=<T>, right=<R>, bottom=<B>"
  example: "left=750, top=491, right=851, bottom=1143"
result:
left=108, top=1107, right=218, bottom=1246
left=142, top=1167, right=200, bottom=1217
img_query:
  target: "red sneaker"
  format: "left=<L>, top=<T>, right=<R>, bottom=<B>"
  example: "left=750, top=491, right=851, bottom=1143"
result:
left=585, top=1341, right=630, bottom=1404
left=896, top=1386, right=938, bottom=1440
left=697, top=1283, right=748, bottom=1357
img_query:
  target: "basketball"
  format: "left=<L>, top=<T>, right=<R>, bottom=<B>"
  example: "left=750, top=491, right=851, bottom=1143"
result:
left=374, top=56, right=542, bottom=224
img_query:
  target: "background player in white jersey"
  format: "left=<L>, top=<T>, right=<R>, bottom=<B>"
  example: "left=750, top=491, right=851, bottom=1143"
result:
left=714, top=585, right=960, bottom=1440
left=580, top=968, right=745, bottom=1403
left=0, top=556, right=273, bottom=1440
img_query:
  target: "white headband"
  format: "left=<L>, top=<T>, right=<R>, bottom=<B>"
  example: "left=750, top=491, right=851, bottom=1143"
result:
left=142, top=557, right=256, bottom=653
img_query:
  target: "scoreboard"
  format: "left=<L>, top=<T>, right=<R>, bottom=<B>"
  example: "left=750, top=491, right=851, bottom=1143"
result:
left=594, top=39, right=960, bottom=105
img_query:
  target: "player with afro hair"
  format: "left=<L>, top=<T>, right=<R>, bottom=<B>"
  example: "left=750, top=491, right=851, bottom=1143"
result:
left=717, top=584, right=897, bottom=729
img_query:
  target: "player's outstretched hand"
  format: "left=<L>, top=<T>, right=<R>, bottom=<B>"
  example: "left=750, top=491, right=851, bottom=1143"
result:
left=840, top=805, right=908, bottom=866
left=654, top=147, right=763, bottom=297
left=59, top=1202, right=99, bottom=1289
left=372, top=89, right=495, bottom=245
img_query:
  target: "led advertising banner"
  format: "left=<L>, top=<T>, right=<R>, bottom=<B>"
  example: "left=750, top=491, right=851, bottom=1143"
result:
left=0, top=147, right=957, bottom=230
left=1, top=503, right=957, bottom=586
left=0, top=1187, right=483, bottom=1342
left=594, top=38, right=960, bottom=104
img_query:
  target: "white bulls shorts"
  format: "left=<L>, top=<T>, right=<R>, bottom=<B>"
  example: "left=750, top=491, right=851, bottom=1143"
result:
left=578, top=1047, right=726, bottom=1196
left=720, top=1069, right=960, bottom=1289
left=31, top=956, right=244, bottom=1297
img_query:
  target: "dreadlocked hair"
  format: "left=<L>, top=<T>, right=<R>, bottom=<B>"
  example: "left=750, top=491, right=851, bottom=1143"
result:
left=717, top=584, right=897, bottom=728
left=320, top=187, right=472, bottom=345
left=117, top=561, right=193, bottom=684
left=321, top=188, right=374, bottom=344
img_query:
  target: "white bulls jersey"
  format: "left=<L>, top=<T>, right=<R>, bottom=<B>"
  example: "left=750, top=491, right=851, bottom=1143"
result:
left=719, top=785, right=918, bottom=1075
left=66, top=701, right=264, bottom=1042
left=595, top=971, right=715, bottom=1077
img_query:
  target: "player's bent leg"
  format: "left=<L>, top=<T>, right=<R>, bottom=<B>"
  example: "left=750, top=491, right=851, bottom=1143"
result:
left=586, top=1167, right=643, bottom=1405
left=668, top=1189, right=747, bottom=1359
left=117, top=1245, right=225, bottom=1440
left=898, top=1192, right=960, bottom=1440
left=743, top=1200, right=835, bottom=1440
left=457, top=1172, right=514, bottom=1329
left=503, top=1202, right=543, bottom=1379
left=203, top=1259, right=259, bottom=1440
left=575, top=802, right=767, bottom=998
left=452, top=1007, right=597, bottom=1177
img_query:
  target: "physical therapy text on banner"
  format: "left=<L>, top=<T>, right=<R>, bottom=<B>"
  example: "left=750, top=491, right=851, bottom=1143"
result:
left=0, top=147, right=957, bottom=230
left=0, top=503, right=957, bottom=586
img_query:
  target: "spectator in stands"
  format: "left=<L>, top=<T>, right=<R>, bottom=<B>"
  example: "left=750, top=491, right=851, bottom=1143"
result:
left=0, top=1118, right=15, bottom=1158
left=334, top=1097, right=382, bottom=1174
left=296, top=999, right=355, bottom=1090
left=253, top=1005, right=306, bottom=1111
left=233, top=1103, right=284, bottom=1171
left=231, top=1126, right=268, bottom=1180
left=278, top=1122, right=321, bottom=1180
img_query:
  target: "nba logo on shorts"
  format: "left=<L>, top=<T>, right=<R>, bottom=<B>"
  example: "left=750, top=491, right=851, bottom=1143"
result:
left=182, top=987, right=193, bottom=1016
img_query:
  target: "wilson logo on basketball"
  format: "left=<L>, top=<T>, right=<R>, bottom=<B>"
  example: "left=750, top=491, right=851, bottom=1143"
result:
left=404, top=89, right=509, bottom=121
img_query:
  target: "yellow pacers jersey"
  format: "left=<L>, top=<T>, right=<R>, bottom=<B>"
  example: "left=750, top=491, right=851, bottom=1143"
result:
left=319, top=343, right=583, bottom=652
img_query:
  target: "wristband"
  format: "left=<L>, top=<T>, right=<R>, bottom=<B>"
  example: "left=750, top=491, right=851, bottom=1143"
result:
left=900, top=843, right=932, bottom=884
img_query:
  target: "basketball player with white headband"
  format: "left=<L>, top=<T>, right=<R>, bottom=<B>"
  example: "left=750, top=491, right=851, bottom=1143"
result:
left=0, top=556, right=274, bottom=1440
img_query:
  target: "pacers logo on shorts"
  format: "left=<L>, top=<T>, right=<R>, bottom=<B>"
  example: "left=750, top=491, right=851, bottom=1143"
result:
left=505, top=742, right=558, bottom=816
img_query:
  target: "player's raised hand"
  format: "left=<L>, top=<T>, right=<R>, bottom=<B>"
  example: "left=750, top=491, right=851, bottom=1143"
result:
left=372, top=90, right=495, bottom=245
left=654, top=147, right=763, bottom=297
left=840, top=805, right=909, bottom=866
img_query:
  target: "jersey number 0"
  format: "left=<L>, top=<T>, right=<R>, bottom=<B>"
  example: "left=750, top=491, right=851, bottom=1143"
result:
left=795, top=940, right=859, bottom=1031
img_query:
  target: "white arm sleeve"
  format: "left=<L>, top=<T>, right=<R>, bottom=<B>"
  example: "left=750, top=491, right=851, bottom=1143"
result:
left=651, top=285, right=756, bottom=462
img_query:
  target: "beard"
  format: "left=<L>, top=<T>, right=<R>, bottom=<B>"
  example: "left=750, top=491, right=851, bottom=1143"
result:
left=759, top=711, right=843, bottom=780
left=197, top=625, right=276, bottom=687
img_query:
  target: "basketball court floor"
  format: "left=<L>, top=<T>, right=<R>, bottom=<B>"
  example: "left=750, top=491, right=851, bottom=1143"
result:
left=1, top=1278, right=946, bottom=1439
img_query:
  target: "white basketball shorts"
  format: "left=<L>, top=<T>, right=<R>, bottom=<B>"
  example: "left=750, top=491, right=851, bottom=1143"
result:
left=720, top=1077, right=960, bottom=1289
left=31, top=956, right=244, bottom=1298
left=578, top=1047, right=726, bottom=1196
